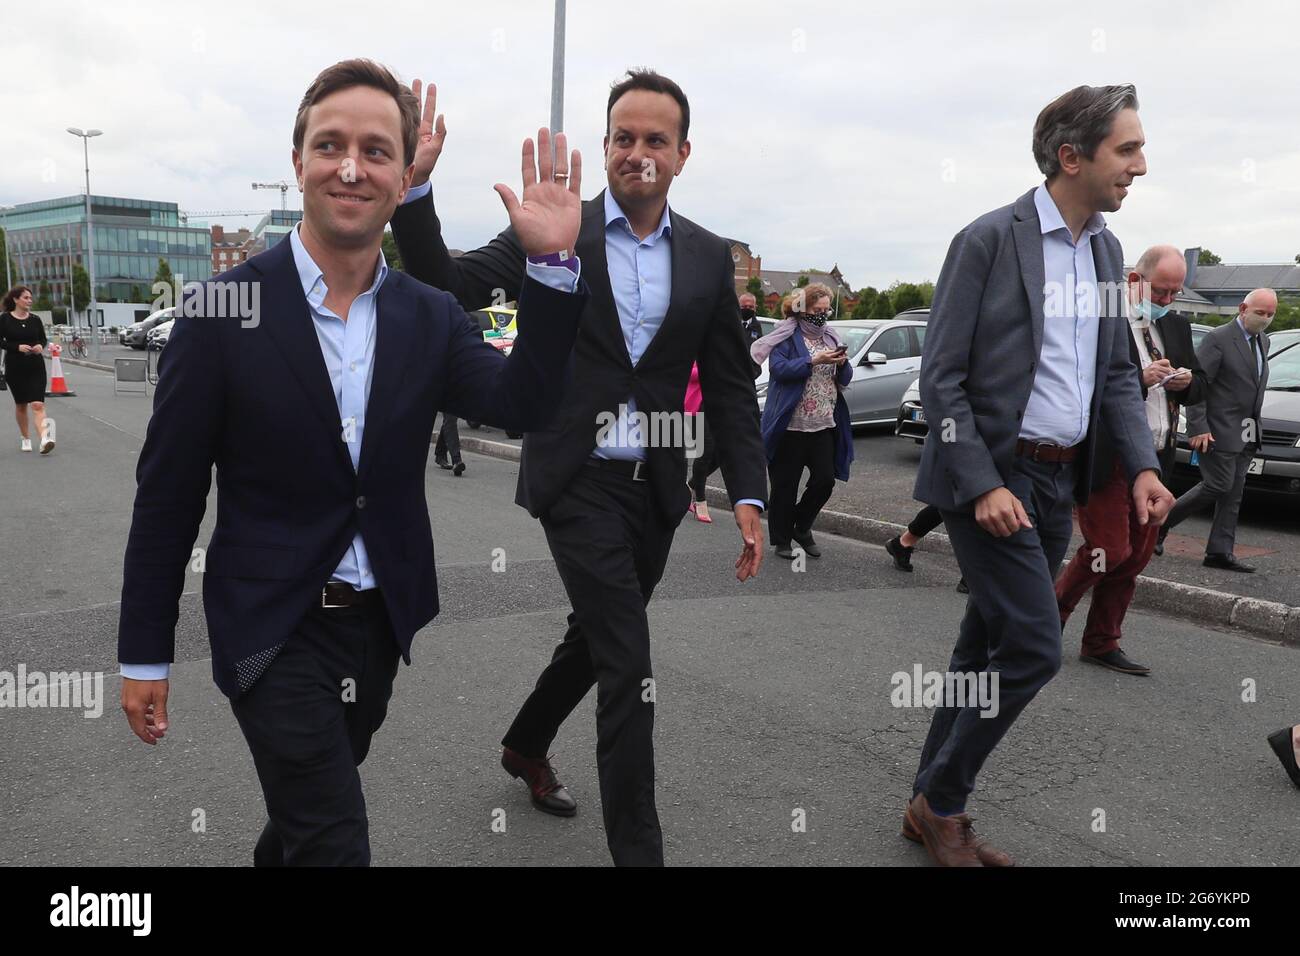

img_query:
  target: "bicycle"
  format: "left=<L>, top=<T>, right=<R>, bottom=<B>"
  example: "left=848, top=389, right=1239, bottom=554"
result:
left=69, top=334, right=88, bottom=359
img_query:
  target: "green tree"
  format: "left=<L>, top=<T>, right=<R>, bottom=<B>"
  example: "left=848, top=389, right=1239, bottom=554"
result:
left=796, top=274, right=810, bottom=287
left=0, top=229, right=16, bottom=288
left=35, top=281, right=53, bottom=311
left=381, top=230, right=403, bottom=273
left=868, top=291, right=894, bottom=319
left=1272, top=296, right=1300, bottom=331
left=1198, top=248, right=1222, bottom=266
left=889, top=281, right=925, bottom=314
left=129, top=284, right=144, bottom=302
left=851, top=287, right=880, bottom=320
left=72, top=264, right=91, bottom=309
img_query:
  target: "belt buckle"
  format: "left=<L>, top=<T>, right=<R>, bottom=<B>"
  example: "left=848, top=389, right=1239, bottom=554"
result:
left=1032, top=442, right=1045, bottom=463
left=321, top=583, right=346, bottom=609
left=632, top=460, right=647, bottom=482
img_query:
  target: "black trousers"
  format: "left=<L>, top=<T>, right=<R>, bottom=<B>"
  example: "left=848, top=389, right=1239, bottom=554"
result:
left=907, top=504, right=944, bottom=539
left=767, top=428, right=836, bottom=547
left=502, top=464, right=677, bottom=866
left=434, top=414, right=462, bottom=464
left=913, top=456, right=1075, bottom=814
left=230, top=600, right=401, bottom=866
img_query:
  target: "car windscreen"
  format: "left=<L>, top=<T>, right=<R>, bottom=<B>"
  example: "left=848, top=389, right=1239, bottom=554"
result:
left=1267, top=343, right=1300, bottom=389
left=837, top=327, right=875, bottom=356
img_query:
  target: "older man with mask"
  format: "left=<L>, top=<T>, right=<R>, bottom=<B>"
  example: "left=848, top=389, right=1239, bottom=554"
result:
left=1055, top=246, right=1206, bottom=675
left=1157, top=288, right=1276, bottom=571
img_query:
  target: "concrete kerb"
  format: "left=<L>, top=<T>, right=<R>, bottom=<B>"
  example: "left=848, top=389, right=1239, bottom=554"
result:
left=458, top=434, right=1300, bottom=647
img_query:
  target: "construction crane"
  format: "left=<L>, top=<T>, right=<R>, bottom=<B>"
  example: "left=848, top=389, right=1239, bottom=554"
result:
left=178, top=209, right=267, bottom=225
left=252, top=181, right=292, bottom=211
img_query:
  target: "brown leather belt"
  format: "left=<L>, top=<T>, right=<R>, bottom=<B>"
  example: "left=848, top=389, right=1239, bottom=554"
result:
left=1014, top=439, right=1080, bottom=463
left=321, top=581, right=382, bottom=608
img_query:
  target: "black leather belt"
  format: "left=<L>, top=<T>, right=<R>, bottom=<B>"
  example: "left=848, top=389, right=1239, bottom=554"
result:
left=584, top=457, right=649, bottom=482
left=321, top=581, right=382, bottom=608
left=1015, top=439, right=1080, bottom=463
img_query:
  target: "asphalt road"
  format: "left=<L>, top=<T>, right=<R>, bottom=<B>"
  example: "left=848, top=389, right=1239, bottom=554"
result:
left=2, top=366, right=1298, bottom=866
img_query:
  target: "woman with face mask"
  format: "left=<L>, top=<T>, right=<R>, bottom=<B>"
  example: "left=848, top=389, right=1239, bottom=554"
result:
left=751, top=284, right=854, bottom=559
left=0, top=286, right=54, bottom=453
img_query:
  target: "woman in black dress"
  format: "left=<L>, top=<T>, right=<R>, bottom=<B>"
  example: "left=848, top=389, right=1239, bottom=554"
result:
left=0, top=286, right=54, bottom=454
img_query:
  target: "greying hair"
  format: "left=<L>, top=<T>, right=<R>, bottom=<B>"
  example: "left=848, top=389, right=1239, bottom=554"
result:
left=1133, top=245, right=1184, bottom=277
left=1032, top=85, right=1139, bottom=179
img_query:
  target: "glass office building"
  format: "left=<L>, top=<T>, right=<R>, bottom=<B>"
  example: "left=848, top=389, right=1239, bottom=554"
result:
left=1, top=194, right=213, bottom=303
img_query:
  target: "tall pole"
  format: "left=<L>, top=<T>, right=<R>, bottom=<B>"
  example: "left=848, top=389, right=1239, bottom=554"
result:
left=1, top=206, right=11, bottom=292
left=549, top=0, right=565, bottom=167
left=82, top=137, right=96, bottom=331
left=65, top=222, right=76, bottom=319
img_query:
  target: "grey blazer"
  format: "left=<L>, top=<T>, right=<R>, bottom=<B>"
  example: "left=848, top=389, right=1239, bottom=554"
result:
left=1184, top=321, right=1270, bottom=454
left=913, top=187, right=1159, bottom=510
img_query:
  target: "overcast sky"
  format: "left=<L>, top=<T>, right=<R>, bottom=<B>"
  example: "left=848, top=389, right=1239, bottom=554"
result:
left=5, top=0, right=1298, bottom=288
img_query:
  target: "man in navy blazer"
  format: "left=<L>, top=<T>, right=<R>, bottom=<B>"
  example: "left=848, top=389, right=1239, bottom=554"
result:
left=117, top=59, right=589, bottom=866
left=906, top=85, right=1173, bottom=866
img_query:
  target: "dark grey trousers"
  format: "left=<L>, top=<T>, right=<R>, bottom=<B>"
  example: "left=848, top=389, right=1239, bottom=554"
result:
left=1163, top=444, right=1254, bottom=556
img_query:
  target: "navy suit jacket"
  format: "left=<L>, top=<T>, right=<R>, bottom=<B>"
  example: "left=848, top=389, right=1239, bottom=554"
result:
left=117, top=237, right=586, bottom=698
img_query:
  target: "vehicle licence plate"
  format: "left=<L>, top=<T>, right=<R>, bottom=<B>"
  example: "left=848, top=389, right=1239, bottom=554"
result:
left=912, top=409, right=926, bottom=423
left=1247, top=457, right=1264, bottom=475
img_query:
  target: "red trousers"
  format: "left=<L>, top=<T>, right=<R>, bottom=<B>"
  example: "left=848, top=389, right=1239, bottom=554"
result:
left=1055, top=460, right=1159, bottom=657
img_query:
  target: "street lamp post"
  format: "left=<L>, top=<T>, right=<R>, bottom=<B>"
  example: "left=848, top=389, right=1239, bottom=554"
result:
left=0, top=204, right=13, bottom=292
left=66, top=127, right=102, bottom=334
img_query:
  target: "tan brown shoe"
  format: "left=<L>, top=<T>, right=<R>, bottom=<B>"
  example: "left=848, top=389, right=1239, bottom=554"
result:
left=904, top=794, right=990, bottom=867
left=902, top=803, right=1015, bottom=866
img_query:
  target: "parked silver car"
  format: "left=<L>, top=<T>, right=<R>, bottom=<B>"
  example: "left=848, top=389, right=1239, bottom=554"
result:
left=119, top=308, right=174, bottom=349
left=756, top=311, right=928, bottom=425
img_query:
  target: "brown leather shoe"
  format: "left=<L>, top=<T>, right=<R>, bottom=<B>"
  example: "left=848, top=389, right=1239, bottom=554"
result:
left=902, top=804, right=1014, bottom=866
left=501, top=748, right=577, bottom=817
left=904, top=794, right=986, bottom=867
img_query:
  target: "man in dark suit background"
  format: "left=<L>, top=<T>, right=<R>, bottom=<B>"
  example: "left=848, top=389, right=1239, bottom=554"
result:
left=1055, top=245, right=1206, bottom=675
left=1157, top=288, right=1276, bottom=571
left=391, top=70, right=768, bottom=866
left=738, top=292, right=764, bottom=377
left=117, top=58, right=588, bottom=865
left=908, top=85, right=1173, bottom=866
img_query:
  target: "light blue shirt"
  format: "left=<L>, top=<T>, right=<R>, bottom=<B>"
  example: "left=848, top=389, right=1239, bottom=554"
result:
left=593, top=189, right=673, bottom=461
left=1235, top=316, right=1264, bottom=376
left=1021, top=183, right=1104, bottom=447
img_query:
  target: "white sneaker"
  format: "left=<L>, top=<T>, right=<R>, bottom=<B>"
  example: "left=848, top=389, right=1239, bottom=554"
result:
left=20, top=438, right=32, bottom=452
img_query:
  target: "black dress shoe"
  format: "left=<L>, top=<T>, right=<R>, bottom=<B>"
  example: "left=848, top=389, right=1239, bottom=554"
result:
left=1266, top=727, right=1300, bottom=789
left=1080, top=649, right=1151, bottom=675
left=452, top=461, right=466, bottom=477
left=501, top=748, right=577, bottom=817
left=1203, top=553, right=1255, bottom=573
left=435, top=458, right=452, bottom=470
left=885, top=535, right=914, bottom=572
left=955, top=577, right=969, bottom=594
left=792, top=528, right=821, bottom=558
left=775, top=545, right=796, bottom=560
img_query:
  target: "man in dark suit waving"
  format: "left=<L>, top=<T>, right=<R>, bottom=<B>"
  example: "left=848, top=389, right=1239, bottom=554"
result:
left=117, top=59, right=589, bottom=866
left=908, top=85, right=1173, bottom=866
left=391, top=70, right=768, bottom=866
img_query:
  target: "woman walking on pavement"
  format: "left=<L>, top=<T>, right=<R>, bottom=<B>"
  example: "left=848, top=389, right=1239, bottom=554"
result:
left=752, top=284, right=853, bottom=559
left=0, top=286, right=55, bottom=454
left=684, top=361, right=716, bottom=522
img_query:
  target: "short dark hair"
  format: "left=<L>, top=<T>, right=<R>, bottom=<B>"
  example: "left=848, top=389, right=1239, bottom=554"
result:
left=1032, top=84, right=1139, bottom=179
left=3, top=285, right=32, bottom=312
left=293, top=59, right=420, bottom=167
left=606, top=69, right=690, bottom=145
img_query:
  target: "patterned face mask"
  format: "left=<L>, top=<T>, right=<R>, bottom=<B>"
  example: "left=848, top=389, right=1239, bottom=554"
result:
left=806, top=310, right=831, bottom=327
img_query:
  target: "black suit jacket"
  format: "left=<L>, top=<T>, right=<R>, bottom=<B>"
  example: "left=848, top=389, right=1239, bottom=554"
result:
left=118, top=237, right=586, bottom=698
left=1089, top=312, right=1207, bottom=491
left=391, top=188, right=767, bottom=523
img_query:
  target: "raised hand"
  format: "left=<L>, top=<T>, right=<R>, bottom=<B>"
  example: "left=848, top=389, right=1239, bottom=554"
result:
left=495, top=128, right=582, bottom=258
left=409, top=78, right=447, bottom=187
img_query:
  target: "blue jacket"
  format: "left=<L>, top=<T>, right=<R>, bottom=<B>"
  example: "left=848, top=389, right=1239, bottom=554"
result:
left=760, top=334, right=855, bottom=480
left=117, top=237, right=586, bottom=698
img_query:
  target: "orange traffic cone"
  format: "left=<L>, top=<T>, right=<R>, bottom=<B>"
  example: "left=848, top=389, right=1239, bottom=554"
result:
left=47, top=343, right=77, bottom=397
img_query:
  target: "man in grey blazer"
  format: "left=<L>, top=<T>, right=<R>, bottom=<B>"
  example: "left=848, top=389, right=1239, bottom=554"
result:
left=1157, top=289, right=1276, bottom=571
left=905, top=85, right=1173, bottom=866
